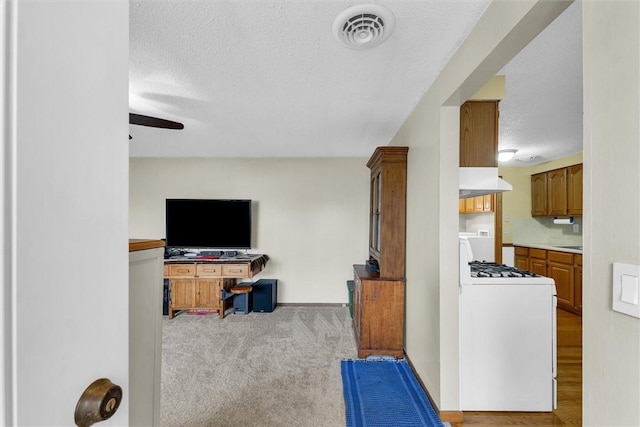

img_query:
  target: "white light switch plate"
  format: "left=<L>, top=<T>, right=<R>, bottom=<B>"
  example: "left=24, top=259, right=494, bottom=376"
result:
left=613, top=262, right=640, bottom=318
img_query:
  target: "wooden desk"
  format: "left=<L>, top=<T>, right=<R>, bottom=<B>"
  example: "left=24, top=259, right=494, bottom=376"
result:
left=163, top=255, right=268, bottom=318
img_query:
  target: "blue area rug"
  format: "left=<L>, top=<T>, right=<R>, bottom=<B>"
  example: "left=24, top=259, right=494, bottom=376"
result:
left=341, top=358, right=444, bottom=427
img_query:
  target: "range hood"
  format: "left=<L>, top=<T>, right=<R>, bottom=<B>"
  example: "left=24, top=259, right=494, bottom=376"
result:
left=459, top=167, right=512, bottom=199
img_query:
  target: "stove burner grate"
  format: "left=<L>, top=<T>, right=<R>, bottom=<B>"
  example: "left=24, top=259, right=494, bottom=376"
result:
left=468, top=261, right=540, bottom=278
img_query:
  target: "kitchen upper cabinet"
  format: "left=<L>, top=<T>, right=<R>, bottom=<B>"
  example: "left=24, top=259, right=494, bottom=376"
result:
left=459, top=101, right=499, bottom=167
left=547, top=168, right=568, bottom=216
left=567, top=164, right=583, bottom=215
left=531, top=173, right=548, bottom=216
left=531, top=164, right=582, bottom=217
left=459, top=194, right=495, bottom=214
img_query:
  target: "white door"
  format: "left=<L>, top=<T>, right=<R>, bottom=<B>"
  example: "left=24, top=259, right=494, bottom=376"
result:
left=1, top=2, right=130, bottom=425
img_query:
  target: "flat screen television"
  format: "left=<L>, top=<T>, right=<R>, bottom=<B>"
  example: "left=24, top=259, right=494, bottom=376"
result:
left=165, top=199, right=252, bottom=249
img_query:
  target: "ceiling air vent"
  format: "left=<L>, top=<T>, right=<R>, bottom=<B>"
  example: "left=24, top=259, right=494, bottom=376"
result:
left=332, top=4, right=396, bottom=49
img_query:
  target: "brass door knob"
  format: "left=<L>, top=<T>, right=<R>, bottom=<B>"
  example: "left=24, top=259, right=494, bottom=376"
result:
left=74, top=378, right=122, bottom=427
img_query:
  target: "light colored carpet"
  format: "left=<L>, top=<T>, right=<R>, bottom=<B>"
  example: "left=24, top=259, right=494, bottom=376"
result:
left=161, top=305, right=357, bottom=426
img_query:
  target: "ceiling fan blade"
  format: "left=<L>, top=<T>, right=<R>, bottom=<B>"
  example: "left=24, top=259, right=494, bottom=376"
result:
left=129, top=113, right=184, bottom=130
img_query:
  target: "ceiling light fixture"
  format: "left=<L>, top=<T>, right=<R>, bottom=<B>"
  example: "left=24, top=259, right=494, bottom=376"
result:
left=498, top=149, right=518, bottom=162
left=332, top=4, right=396, bottom=49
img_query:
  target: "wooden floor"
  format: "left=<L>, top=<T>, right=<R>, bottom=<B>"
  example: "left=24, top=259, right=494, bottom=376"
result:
left=453, top=309, right=582, bottom=426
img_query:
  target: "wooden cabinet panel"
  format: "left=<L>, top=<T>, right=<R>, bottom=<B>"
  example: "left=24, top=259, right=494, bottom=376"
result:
left=459, top=194, right=495, bottom=214
left=547, top=168, right=568, bottom=216
left=548, top=253, right=574, bottom=309
left=196, top=264, right=222, bottom=277
left=574, top=254, right=582, bottom=314
left=459, top=101, right=499, bottom=167
left=531, top=173, right=548, bottom=216
left=169, top=279, right=196, bottom=310
left=530, top=259, right=548, bottom=276
left=353, top=265, right=404, bottom=359
left=196, top=279, right=222, bottom=309
left=514, top=246, right=529, bottom=271
left=483, top=194, right=494, bottom=211
left=529, top=248, right=547, bottom=276
left=168, top=264, right=196, bottom=277
left=366, top=146, right=408, bottom=279
left=221, top=264, right=249, bottom=277
left=567, top=164, right=583, bottom=215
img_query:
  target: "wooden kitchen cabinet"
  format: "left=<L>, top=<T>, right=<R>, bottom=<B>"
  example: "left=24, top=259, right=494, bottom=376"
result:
left=547, top=169, right=568, bottom=216
left=531, top=164, right=582, bottom=217
left=574, top=254, right=582, bottom=314
left=548, top=251, right=575, bottom=310
left=514, top=246, right=529, bottom=271
left=515, top=246, right=582, bottom=315
left=459, top=194, right=494, bottom=214
left=567, top=164, right=583, bottom=215
left=529, top=248, right=548, bottom=276
left=531, top=173, right=548, bottom=216
left=459, top=101, right=499, bottom=167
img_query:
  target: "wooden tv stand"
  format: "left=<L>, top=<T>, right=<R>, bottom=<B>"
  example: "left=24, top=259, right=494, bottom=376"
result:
left=163, top=254, right=268, bottom=319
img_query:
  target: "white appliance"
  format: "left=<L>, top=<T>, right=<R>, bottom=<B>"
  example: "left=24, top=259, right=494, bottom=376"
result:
left=459, top=238, right=557, bottom=411
left=458, top=234, right=495, bottom=262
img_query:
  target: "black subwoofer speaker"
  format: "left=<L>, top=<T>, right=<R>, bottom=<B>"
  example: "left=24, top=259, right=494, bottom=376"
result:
left=252, top=279, right=277, bottom=313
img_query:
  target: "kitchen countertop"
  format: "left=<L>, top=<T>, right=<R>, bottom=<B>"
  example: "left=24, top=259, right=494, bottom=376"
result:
left=511, top=242, right=583, bottom=254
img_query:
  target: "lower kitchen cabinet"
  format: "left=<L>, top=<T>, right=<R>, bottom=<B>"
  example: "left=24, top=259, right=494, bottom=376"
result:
left=353, top=265, right=404, bottom=359
left=514, top=246, right=529, bottom=271
left=513, top=246, right=582, bottom=315
left=529, top=248, right=548, bottom=277
left=547, top=251, right=575, bottom=310
left=574, top=254, right=582, bottom=314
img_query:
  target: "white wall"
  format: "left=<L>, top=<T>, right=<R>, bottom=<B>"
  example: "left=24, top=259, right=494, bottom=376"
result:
left=390, top=0, right=573, bottom=411
left=583, top=1, right=640, bottom=425
left=2, top=1, right=129, bottom=425
left=130, top=157, right=369, bottom=304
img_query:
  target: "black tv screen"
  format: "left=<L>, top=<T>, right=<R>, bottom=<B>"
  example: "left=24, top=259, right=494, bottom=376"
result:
left=165, top=199, right=252, bottom=249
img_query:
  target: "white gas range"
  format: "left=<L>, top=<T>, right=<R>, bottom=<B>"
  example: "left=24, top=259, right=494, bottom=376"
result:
left=459, top=237, right=557, bottom=412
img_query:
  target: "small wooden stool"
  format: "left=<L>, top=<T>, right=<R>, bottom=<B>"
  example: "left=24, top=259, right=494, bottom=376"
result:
left=231, top=285, right=253, bottom=314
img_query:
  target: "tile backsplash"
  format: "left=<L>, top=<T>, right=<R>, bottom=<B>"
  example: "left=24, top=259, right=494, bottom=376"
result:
left=512, top=216, right=583, bottom=246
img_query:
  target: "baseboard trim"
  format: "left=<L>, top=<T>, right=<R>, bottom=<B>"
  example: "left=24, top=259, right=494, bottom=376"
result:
left=277, top=302, right=346, bottom=307
left=404, top=352, right=464, bottom=425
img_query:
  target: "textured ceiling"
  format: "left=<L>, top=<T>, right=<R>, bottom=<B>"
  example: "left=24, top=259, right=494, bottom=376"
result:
left=129, top=0, right=583, bottom=165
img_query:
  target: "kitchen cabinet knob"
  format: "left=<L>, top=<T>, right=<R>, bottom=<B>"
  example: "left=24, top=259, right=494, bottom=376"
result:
left=74, top=378, right=122, bottom=427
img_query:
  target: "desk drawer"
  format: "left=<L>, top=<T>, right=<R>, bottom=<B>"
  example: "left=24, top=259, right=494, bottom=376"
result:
left=197, top=264, right=222, bottom=277
left=168, top=264, right=196, bottom=277
left=222, top=264, right=249, bottom=277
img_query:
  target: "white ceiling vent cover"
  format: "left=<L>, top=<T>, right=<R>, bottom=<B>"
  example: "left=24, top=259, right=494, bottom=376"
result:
left=333, top=4, right=396, bottom=49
